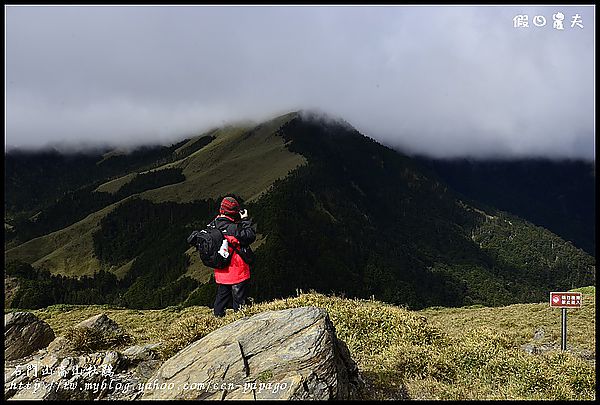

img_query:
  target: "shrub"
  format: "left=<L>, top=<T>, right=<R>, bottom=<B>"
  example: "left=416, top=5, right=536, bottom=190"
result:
left=63, top=327, right=132, bottom=354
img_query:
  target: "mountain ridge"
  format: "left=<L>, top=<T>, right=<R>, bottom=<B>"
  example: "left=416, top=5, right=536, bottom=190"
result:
left=414, top=156, right=595, bottom=255
left=4, top=111, right=595, bottom=310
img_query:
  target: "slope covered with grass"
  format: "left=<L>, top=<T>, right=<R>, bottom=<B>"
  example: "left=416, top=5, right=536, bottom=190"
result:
left=5, top=200, right=130, bottom=277
left=5, top=113, right=305, bottom=279
left=140, top=114, right=306, bottom=204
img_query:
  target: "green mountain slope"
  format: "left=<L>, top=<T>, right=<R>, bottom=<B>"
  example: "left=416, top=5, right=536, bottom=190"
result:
left=243, top=114, right=594, bottom=308
left=4, top=111, right=595, bottom=310
left=5, top=140, right=190, bottom=221
left=139, top=114, right=306, bottom=203
left=415, top=157, right=596, bottom=256
left=5, top=114, right=304, bottom=277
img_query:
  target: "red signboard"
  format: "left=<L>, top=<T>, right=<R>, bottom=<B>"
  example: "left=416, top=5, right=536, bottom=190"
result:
left=550, top=292, right=582, bottom=308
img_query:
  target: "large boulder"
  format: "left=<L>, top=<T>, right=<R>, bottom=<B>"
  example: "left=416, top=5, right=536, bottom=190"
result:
left=4, top=312, right=55, bottom=361
left=142, top=306, right=362, bottom=400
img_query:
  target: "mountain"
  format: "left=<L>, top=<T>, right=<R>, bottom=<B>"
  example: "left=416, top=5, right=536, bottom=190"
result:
left=414, top=157, right=596, bottom=256
left=4, top=111, right=596, bottom=310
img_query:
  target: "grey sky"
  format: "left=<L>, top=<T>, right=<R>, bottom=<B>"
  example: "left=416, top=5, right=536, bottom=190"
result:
left=5, top=5, right=595, bottom=159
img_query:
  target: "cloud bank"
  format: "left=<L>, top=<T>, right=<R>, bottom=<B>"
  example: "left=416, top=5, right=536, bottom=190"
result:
left=5, top=5, right=595, bottom=159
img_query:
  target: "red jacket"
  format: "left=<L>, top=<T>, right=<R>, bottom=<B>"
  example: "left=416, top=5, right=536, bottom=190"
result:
left=211, top=215, right=255, bottom=285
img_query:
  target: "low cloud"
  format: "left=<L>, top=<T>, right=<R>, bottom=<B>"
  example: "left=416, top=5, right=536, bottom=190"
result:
left=5, top=5, right=594, bottom=160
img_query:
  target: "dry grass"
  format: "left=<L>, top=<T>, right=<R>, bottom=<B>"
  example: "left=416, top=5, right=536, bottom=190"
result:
left=420, top=287, right=596, bottom=352
left=15, top=288, right=595, bottom=400
left=63, top=325, right=132, bottom=354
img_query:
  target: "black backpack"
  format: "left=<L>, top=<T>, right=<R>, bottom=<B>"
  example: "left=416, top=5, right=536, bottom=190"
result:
left=186, top=225, right=231, bottom=269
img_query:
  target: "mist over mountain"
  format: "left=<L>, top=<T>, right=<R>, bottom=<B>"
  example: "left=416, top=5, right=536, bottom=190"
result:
left=4, top=112, right=595, bottom=312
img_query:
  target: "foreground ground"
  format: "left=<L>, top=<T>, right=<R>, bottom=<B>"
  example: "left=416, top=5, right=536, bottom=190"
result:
left=6, top=286, right=595, bottom=400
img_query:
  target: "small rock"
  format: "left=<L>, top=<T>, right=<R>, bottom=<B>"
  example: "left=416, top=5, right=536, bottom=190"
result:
left=521, top=343, right=538, bottom=355
left=533, top=328, right=545, bottom=341
left=74, top=313, right=122, bottom=335
left=123, top=343, right=161, bottom=362
left=579, top=349, right=595, bottom=361
left=134, top=359, right=163, bottom=380
left=102, top=350, right=123, bottom=369
left=539, top=342, right=559, bottom=353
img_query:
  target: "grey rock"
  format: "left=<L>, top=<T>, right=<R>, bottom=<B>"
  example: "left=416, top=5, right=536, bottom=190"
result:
left=579, top=349, right=595, bottom=361
left=538, top=342, right=560, bottom=353
left=133, top=359, right=163, bottom=381
left=74, top=313, right=123, bottom=335
left=4, top=350, right=145, bottom=400
left=142, top=306, right=362, bottom=400
left=521, top=343, right=538, bottom=355
left=121, top=344, right=162, bottom=381
left=123, top=343, right=161, bottom=362
left=46, top=335, right=73, bottom=357
left=521, top=341, right=561, bottom=356
left=4, top=312, right=55, bottom=361
left=533, top=328, right=545, bottom=341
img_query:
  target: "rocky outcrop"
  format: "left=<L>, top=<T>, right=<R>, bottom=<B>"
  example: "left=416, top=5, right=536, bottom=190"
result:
left=4, top=349, right=152, bottom=400
left=4, top=312, right=55, bottom=361
left=5, top=307, right=362, bottom=400
left=142, top=306, right=362, bottom=400
left=4, top=314, right=159, bottom=401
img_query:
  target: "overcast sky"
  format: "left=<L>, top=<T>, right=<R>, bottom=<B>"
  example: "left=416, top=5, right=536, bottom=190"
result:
left=5, top=5, right=595, bottom=159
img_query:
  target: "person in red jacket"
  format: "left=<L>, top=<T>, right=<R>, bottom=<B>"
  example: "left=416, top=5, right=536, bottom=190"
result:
left=209, top=196, right=256, bottom=317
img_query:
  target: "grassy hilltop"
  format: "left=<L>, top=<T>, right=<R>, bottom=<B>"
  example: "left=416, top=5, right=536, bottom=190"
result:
left=7, top=287, right=595, bottom=400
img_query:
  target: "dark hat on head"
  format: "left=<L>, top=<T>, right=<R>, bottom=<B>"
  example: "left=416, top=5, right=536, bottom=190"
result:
left=220, top=196, right=240, bottom=216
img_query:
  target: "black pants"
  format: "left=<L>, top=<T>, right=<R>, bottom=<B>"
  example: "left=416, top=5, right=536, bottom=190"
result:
left=214, top=279, right=250, bottom=317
